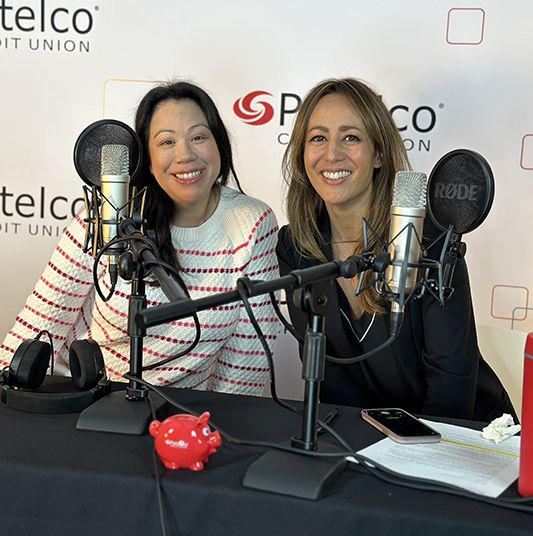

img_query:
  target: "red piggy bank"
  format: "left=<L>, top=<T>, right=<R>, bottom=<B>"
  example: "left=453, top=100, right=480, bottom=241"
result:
left=149, top=411, right=222, bottom=471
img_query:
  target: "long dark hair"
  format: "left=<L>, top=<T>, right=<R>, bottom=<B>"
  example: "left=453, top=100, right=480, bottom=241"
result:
left=134, top=81, right=241, bottom=271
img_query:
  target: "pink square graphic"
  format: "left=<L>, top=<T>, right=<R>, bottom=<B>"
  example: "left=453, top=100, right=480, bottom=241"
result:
left=520, top=135, right=533, bottom=170
left=491, top=285, right=529, bottom=321
left=446, top=8, right=485, bottom=45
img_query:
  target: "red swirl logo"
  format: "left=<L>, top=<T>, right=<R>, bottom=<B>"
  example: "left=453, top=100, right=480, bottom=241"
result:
left=233, top=90, right=274, bottom=125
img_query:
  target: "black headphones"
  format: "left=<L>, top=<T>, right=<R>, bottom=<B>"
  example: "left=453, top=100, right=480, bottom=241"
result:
left=1, top=331, right=111, bottom=414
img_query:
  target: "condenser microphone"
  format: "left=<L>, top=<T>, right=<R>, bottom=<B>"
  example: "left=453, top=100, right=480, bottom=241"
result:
left=385, top=171, right=427, bottom=335
left=73, top=119, right=142, bottom=286
left=100, top=144, right=130, bottom=282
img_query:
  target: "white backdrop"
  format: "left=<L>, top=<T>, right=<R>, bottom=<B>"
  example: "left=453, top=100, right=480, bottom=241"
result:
left=1, top=0, right=532, bottom=399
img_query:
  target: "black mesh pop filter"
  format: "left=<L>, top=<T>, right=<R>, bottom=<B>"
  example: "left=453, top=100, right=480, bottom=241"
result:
left=73, top=119, right=142, bottom=187
left=427, top=149, right=494, bottom=235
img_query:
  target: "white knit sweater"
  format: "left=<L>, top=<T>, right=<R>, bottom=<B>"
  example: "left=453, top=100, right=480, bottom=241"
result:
left=0, top=186, right=282, bottom=396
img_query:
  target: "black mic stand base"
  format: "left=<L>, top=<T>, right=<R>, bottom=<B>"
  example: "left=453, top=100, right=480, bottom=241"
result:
left=242, top=441, right=347, bottom=500
left=76, top=390, right=167, bottom=435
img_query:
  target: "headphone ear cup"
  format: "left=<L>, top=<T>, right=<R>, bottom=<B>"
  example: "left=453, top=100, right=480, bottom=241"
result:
left=69, top=339, right=105, bottom=390
left=8, top=339, right=51, bottom=390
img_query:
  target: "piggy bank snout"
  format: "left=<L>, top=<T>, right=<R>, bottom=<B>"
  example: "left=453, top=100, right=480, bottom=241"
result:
left=209, top=431, right=222, bottom=447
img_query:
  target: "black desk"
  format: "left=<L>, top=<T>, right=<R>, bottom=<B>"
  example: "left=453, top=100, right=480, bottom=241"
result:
left=1, top=387, right=531, bottom=536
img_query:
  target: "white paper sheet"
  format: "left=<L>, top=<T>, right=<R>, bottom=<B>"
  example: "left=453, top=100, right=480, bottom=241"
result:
left=351, top=419, right=520, bottom=497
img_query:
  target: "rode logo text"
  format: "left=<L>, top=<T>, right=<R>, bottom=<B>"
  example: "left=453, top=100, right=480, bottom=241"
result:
left=434, top=183, right=479, bottom=201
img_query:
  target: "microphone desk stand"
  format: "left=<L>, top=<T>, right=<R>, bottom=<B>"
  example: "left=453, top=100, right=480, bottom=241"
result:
left=77, top=218, right=184, bottom=435
left=242, top=278, right=347, bottom=500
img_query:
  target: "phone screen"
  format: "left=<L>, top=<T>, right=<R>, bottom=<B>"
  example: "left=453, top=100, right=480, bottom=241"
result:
left=361, top=408, right=441, bottom=439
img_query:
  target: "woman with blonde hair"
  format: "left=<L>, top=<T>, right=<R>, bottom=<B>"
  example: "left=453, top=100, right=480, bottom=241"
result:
left=277, top=77, right=515, bottom=421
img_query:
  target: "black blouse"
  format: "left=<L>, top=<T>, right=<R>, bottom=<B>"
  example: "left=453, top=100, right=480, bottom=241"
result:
left=276, top=217, right=516, bottom=422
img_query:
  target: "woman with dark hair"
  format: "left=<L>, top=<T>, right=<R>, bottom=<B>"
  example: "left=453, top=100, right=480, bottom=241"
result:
left=277, top=77, right=516, bottom=421
left=0, top=81, right=281, bottom=395
left=134, top=82, right=243, bottom=270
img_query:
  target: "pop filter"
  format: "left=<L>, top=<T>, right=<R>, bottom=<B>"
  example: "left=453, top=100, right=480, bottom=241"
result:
left=427, top=149, right=494, bottom=236
left=73, top=119, right=142, bottom=188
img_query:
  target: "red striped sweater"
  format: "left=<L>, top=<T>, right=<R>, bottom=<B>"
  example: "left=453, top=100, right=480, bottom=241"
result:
left=0, top=186, right=282, bottom=396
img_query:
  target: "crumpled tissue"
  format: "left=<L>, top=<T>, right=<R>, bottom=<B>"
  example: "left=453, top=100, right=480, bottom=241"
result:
left=481, top=413, right=521, bottom=444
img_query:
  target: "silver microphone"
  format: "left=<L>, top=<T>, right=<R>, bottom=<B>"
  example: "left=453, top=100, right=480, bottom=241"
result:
left=385, top=171, right=427, bottom=334
left=100, top=144, right=130, bottom=281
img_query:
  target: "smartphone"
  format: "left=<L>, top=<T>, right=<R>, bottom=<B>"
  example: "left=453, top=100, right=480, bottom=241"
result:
left=361, top=408, right=441, bottom=444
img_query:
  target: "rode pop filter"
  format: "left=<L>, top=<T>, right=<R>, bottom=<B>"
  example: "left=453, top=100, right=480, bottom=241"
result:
left=426, top=149, right=495, bottom=299
left=74, top=119, right=142, bottom=188
left=427, top=149, right=494, bottom=236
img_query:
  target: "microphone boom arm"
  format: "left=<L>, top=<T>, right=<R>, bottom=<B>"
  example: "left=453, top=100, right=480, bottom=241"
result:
left=136, top=252, right=384, bottom=330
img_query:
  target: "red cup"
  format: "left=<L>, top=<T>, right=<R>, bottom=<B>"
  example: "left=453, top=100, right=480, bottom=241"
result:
left=518, top=333, right=533, bottom=496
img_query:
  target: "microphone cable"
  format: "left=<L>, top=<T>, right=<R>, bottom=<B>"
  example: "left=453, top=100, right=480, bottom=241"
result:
left=146, top=394, right=169, bottom=536
left=124, top=373, right=352, bottom=454
left=92, top=233, right=203, bottom=368
left=236, top=277, right=383, bottom=443
left=267, top=279, right=399, bottom=365
left=269, top=291, right=304, bottom=343
left=349, top=453, right=533, bottom=515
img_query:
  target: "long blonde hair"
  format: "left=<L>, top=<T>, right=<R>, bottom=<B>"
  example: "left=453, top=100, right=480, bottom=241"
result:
left=283, top=78, right=410, bottom=313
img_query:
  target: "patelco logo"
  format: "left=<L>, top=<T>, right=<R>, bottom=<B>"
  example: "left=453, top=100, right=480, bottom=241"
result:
left=0, top=0, right=98, bottom=53
left=232, top=88, right=442, bottom=152
left=233, top=91, right=274, bottom=126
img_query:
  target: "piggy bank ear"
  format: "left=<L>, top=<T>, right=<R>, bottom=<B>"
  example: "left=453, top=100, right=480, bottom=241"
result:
left=149, top=420, right=161, bottom=437
left=197, top=411, right=211, bottom=425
